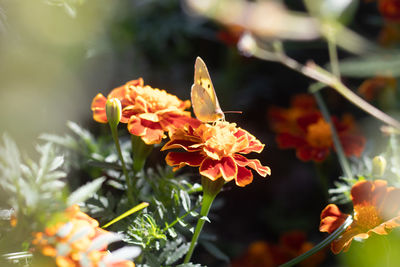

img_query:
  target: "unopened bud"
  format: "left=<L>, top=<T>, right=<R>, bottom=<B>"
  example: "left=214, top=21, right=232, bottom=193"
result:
left=372, top=155, right=386, bottom=177
left=106, top=98, right=122, bottom=129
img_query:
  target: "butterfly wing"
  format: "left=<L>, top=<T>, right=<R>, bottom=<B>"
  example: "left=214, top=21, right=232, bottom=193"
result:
left=191, top=57, right=224, bottom=122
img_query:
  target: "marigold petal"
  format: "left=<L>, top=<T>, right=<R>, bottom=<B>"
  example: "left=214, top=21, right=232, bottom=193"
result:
left=380, top=187, right=400, bottom=220
left=165, top=151, right=205, bottom=170
left=235, top=166, right=253, bottom=187
left=128, top=116, right=164, bottom=145
left=91, top=94, right=108, bottom=123
left=160, top=112, right=202, bottom=132
left=277, top=133, right=305, bottom=149
left=200, top=158, right=223, bottom=181
left=139, top=113, right=159, bottom=122
left=125, top=78, right=144, bottom=87
left=235, top=129, right=264, bottom=154
left=233, top=154, right=270, bottom=177
left=331, top=226, right=363, bottom=254
left=350, top=180, right=376, bottom=205
left=320, top=204, right=349, bottom=234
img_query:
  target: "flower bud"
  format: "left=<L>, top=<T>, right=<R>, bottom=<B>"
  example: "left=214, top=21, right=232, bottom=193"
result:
left=372, top=155, right=386, bottom=177
left=106, top=98, right=122, bottom=129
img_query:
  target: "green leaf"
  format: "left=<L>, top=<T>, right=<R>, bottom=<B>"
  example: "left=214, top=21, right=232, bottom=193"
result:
left=201, top=240, right=229, bottom=262
left=67, top=177, right=105, bottom=206
left=165, top=242, right=190, bottom=265
left=179, top=189, right=191, bottom=212
left=339, top=52, right=400, bottom=77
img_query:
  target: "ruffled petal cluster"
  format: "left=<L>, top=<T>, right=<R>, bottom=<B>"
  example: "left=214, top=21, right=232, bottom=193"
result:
left=268, top=94, right=366, bottom=162
left=91, top=78, right=199, bottom=144
left=32, top=205, right=135, bottom=267
left=162, top=121, right=270, bottom=187
left=320, top=180, right=400, bottom=254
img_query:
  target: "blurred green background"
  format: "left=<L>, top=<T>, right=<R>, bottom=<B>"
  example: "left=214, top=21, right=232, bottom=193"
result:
left=1, top=0, right=399, bottom=266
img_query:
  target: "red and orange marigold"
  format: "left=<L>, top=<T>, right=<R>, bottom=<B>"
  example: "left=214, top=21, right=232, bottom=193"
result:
left=91, top=78, right=200, bottom=144
left=231, top=231, right=325, bottom=267
left=320, top=180, right=400, bottom=254
left=161, top=121, right=271, bottom=187
left=32, top=205, right=135, bottom=267
left=268, top=94, right=366, bottom=162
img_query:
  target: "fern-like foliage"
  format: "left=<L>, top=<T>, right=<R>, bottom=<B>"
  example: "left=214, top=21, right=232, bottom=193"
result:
left=0, top=134, right=67, bottom=251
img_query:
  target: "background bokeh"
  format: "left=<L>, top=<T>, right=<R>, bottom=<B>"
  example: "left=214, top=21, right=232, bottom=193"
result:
left=1, top=0, right=399, bottom=266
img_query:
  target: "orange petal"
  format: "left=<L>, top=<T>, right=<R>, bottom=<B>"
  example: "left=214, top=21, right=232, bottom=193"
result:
left=235, top=166, right=253, bottom=187
left=200, top=158, right=223, bottom=181
left=320, top=204, right=349, bottom=234
left=91, top=94, right=108, bottom=123
left=351, top=180, right=376, bottom=205
left=331, top=226, right=363, bottom=254
left=165, top=151, right=205, bottom=169
left=233, top=154, right=270, bottom=177
left=200, top=157, right=237, bottom=182
left=380, top=187, right=400, bottom=220
left=128, top=116, right=164, bottom=144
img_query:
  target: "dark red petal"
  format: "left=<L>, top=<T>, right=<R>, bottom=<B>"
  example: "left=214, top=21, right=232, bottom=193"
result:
left=235, top=166, right=253, bottom=187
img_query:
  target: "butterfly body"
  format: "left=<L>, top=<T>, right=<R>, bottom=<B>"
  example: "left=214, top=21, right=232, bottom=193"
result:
left=191, top=57, right=225, bottom=123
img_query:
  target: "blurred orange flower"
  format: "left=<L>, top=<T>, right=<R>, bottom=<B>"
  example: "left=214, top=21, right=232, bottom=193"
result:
left=32, top=205, right=135, bottom=267
left=379, top=0, right=400, bottom=22
left=91, top=78, right=199, bottom=144
left=161, top=121, right=270, bottom=187
left=320, top=180, right=400, bottom=254
left=231, top=231, right=325, bottom=267
left=358, top=76, right=397, bottom=101
left=268, top=94, right=366, bottom=162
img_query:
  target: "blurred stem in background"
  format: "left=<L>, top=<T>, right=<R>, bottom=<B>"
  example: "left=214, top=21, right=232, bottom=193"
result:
left=241, top=35, right=400, bottom=129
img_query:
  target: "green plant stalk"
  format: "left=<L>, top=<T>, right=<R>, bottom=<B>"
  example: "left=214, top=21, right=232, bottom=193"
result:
left=162, top=204, right=201, bottom=233
left=280, top=215, right=353, bottom=267
left=184, top=177, right=224, bottom=263
left=109, top=125, right=135, bottom=205
left=131, top=135, right=153, bottom=174
left=327, top=34, right=341, bottom=79
left=313, top=91, right=353, bottom=179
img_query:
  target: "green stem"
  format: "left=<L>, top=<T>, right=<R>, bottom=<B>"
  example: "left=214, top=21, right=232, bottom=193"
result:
left=313, top=91, right=353, bottom=179
left=110, top=125, right=134, bottom=205
left=327, top=35, right=341, bottom=80
left=183, top=177, right=224, bottom=263
left=280, top=215, right=353, bottom=267
left=162, top=204, right=200, bottom=233
left=131, top=135, right=153, bottom=174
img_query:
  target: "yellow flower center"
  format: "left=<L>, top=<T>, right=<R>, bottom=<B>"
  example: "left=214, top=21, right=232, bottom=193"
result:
left=354, top=204, right=382, bottom=231
left=200, top=122, right=238, bottom=159
left=306, top=119, right=333, bottom=148
left=133, top=86, right=187, bottom=111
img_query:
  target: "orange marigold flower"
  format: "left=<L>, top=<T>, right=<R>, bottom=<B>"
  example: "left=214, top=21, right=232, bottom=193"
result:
left=32, top=205, right=135, bottom=267
left=320, top=180, right=400, bottom=254
left=162, top=121, right=270, bottom=187
left=268, top=94, right=366, bottom=162
left=91, top=78, right=200, bottom=144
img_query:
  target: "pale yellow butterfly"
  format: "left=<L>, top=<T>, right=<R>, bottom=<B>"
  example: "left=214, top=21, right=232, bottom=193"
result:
left=191, top=57, right=225, bottom=123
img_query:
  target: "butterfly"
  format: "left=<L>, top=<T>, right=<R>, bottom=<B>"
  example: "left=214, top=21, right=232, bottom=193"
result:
left=191, top=57, right=225, bottom=123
